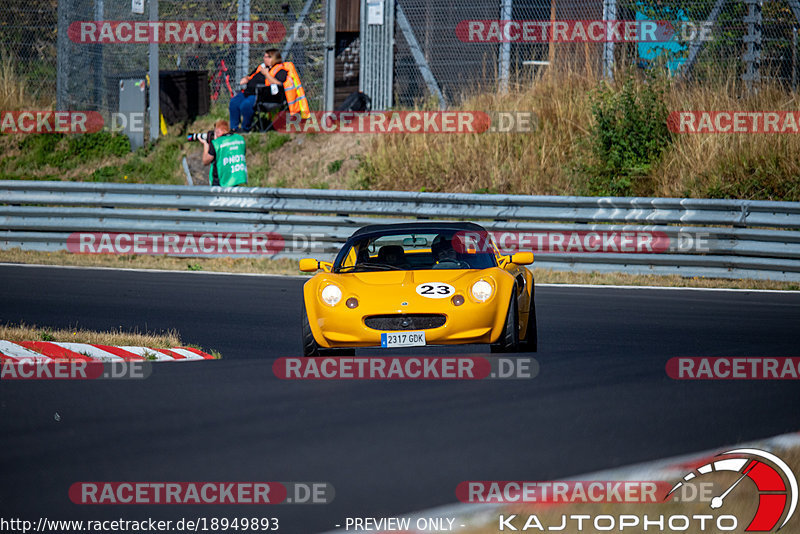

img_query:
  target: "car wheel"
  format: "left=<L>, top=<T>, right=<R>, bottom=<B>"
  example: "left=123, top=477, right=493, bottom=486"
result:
left=491, top=294, right=520, bottom=353
left=301, top=303, right=321, bottom=357
left=519, top=295, right=537, bottom=353
left=301, top=304, right=356, bottom=357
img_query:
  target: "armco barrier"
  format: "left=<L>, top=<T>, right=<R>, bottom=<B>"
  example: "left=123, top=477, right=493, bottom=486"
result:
left=1, top=181, right=799, bottom=282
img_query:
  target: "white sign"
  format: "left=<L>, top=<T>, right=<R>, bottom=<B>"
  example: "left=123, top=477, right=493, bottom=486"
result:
left=131, top=0, right=144, bottom=15
left=415, top=283, right=455, bottom=299
left=367, top=0, right=384, bottom=25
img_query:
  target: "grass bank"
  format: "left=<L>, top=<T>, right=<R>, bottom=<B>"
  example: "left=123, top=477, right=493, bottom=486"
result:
left=356, top=69, right=800, bottom=200
left=0, top=322, right=183, bottom=348
left=2, top=68, right=799, bottom=200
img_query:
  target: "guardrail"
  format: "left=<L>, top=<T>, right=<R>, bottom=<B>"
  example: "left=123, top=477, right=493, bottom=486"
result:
left=2, top=180, right=799, bottom=282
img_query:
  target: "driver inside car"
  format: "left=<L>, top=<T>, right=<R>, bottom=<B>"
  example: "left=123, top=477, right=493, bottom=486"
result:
left=431, top=235, right=464, bottom=269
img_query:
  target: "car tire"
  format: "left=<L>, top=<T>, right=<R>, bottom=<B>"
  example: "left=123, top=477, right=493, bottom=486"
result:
left=491, top=294, right=520, bottom=353
left=301, top=303, right=321, bottom=357
left=301, top=303, right=356, bottom=357
left=519, top=295, right=537, bottom=353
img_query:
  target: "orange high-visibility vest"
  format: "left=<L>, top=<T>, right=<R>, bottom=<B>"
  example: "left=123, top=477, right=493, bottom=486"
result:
left=268, top=61, right=310, bottom=119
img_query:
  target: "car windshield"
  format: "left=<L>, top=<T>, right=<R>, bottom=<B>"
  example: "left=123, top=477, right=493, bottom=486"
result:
left=334, top=231, right=497, bottom=273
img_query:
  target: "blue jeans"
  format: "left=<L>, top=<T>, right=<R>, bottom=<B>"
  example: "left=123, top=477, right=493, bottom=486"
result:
left=229, top=92, right=257, bottom=131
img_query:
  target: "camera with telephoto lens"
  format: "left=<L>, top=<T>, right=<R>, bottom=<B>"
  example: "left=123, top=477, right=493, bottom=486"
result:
left=186, top=130, right=215, bottom=142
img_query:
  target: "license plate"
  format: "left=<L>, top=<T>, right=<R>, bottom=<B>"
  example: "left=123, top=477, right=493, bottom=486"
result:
left=380, top=331, right=426, bottom=348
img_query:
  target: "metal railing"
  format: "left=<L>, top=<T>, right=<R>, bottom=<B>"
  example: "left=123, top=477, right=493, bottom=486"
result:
left=1, top=180, right=799, bottom=281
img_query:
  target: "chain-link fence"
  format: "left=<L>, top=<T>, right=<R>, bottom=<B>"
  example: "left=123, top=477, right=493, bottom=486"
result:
left=2, top=0, right=800, bottom=115
left=1, top=1, right=58, bottom=107
left=395, top=0, right=800, bottom=106
left=51, top=0, right=325, bottom=120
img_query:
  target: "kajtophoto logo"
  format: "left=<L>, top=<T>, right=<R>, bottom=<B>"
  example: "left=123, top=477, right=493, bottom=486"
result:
left=492, top=449, right=797, bottom=531
left=667, top=449, right=797, bottom=531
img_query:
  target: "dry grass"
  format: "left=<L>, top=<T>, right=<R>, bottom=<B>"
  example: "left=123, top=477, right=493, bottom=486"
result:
left=356, top=66, right=800, bottom=200
left=0, top=47, right=30, bottom=111
left=4, top=61, right=797, bottom=200
left=0, top=322, right=182, bottom=348
left=655, top=73, right=800, bottom=200
left=263, top=133, right=372, bottom=189
left=357, top=71, right=594, bottom=195
left=0, top=249, right=303, bottom=276
left=459, top=447, right=800, bottom=534
left=2, top=249, right=798, bottom=291
left=0, top=46, right=53, bottom=112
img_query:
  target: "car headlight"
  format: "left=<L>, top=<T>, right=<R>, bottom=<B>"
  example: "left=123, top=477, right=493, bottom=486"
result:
left=320, top=284, right=343, bottom=306
left=471, top=280, right=493, bottom=302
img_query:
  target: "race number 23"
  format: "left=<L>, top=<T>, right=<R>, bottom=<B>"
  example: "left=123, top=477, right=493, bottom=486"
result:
left=416, top=283, right=455, bottom=299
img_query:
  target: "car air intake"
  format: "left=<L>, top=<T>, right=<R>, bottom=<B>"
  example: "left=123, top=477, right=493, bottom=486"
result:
left=364, top=314, right=447, bottom=330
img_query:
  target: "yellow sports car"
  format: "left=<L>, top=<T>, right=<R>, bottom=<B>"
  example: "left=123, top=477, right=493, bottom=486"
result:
left=299, top=222, right=536, bottom=356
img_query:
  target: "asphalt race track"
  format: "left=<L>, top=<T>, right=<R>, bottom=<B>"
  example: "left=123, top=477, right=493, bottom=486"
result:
left=1, top=264, right=799, bottom=532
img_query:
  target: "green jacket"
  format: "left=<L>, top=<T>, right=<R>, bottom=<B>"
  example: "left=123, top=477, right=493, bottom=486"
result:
left=209, top=133, right=247, bottom=187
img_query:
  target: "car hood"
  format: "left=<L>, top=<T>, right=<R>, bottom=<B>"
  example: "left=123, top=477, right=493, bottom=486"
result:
left=344, top=269, right=482, bottom=287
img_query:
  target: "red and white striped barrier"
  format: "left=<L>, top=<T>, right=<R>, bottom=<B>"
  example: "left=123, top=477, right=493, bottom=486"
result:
left=0, top=340, right=215, bottom=362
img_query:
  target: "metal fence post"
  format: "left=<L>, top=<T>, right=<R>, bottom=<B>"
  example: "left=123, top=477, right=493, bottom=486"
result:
left=236, top=0, right=251, bottom=84
left=499, top=0, right=512, bottom=92
left=323, top=0, right=336, bottom=111
left=94, top=0, right=105, bottom=113
left=56, top=0, right=69, bottom=111
left=602, top=0, right=616, bottom=80
left=743, top=0, right=763, bottom=92
left=360, top=0, right=395, bottom=110
left=148, top=0, right=160, bottom=142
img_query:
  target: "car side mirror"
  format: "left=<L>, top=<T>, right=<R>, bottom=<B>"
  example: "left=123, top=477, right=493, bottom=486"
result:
left=299, top=258, right=321, bottom=272
left=509, top=252, right=534, bottom=265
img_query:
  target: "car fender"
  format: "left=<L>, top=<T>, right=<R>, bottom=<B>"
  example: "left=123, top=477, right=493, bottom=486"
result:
left=302, top=276, right=334, bottom=349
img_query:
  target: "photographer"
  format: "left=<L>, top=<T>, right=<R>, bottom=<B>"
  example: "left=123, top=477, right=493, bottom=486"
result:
left=200, top=120, right=248, bottom=187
